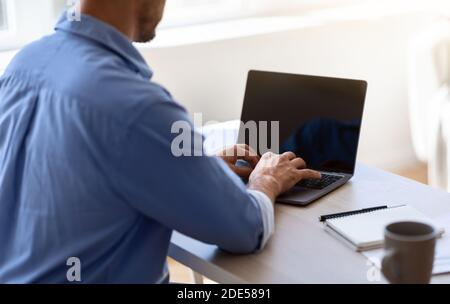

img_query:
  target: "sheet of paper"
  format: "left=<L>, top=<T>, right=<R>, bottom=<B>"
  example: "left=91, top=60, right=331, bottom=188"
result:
left=363, top=213, right=450, bottom=275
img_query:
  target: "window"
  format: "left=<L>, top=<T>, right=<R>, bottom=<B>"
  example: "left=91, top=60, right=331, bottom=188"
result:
left=0, top=0, right=8, bottom=31
left=0, top=0, right=61, bottom=51
left=159, top=0, right=360, bottom=28
left=160, top=0, right=265, bottom=28
left=3, top=0, right=444, bottom=51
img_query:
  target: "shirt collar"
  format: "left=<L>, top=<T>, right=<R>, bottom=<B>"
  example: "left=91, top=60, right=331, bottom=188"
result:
left=55, top=13, right=153, bottom=79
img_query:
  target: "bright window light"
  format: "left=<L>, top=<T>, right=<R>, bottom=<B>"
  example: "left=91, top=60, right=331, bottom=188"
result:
left=0, top=0, right=448, bottom=51
left=0, top=0, right=8, bottom=31
left=161, top=0, right=255, bottom=27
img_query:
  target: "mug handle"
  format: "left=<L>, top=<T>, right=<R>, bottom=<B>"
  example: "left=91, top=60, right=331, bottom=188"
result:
left=382, top=249, right=400, bottom=283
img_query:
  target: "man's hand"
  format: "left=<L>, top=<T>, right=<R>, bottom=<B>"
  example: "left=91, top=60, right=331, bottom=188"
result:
left=216, top=144, right=260, bottom=179
left=248, top=152, right=321, bottom=202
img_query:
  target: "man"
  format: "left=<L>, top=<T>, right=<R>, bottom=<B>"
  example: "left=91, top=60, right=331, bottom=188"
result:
left=0, top=0, right=320, bottom=283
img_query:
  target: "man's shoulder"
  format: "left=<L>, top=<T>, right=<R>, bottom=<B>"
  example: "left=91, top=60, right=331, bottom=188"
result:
left=5, top=32, right=183, bottom=127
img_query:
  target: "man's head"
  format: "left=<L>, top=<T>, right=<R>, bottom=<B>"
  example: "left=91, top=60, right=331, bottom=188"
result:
left=81, top=0, right=166, bottom=42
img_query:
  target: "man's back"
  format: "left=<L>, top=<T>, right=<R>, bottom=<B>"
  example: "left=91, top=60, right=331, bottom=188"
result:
left=0, top=14, right=266, bottom=283
left=0, top=14, right=178, bottom=283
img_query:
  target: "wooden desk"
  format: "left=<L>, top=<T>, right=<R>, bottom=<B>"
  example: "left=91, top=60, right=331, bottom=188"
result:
left=169, top=164, right=450, bottom=283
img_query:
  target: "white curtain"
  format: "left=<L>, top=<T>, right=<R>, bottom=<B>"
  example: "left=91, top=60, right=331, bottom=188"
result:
left=408, top=18, right=450, bottom=190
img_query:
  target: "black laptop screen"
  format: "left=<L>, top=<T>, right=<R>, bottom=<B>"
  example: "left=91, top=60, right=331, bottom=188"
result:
left=238, top=71, right=367, bottom=175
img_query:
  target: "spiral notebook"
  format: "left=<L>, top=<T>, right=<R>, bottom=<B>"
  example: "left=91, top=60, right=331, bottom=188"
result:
left=324, top=205, right=445, bottom=251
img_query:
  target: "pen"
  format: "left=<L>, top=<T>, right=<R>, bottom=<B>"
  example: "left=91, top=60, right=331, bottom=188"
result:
left=319, top=205, right=388, bottom=222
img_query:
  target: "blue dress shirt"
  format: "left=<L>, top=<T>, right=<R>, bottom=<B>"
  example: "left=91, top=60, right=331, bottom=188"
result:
left=0, top=14, right=273, bottom=283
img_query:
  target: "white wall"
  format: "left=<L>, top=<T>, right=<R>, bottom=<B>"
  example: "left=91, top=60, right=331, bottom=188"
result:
left=140, top=13, right=439, bottom=170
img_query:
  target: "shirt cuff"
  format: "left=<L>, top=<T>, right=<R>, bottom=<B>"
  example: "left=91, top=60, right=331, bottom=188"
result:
left=247, top=190, right=275, bottom=250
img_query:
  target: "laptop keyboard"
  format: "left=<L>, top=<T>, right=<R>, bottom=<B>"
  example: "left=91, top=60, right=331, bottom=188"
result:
left=296, top=173, right=343, bottom=190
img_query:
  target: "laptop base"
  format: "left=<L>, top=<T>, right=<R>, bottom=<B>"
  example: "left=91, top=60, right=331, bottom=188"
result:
left=277, top=174, right=351, bottom=206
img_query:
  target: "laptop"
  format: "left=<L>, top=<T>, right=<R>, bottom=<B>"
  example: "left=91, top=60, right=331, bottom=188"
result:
left=238, top=70, right=367, bottom=206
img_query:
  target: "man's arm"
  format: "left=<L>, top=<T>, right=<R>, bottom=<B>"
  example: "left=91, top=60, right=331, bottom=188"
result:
left=115, top=88, right=320, bottom=253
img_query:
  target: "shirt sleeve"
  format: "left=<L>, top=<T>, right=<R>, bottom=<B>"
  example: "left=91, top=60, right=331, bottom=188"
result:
left=113, top=87, right=268, bottom=254
left=247, top=190, right=275, bottom=250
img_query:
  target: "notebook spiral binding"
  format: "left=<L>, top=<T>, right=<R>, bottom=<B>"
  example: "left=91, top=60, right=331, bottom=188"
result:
left=320, top=206, right=388, bottom=222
